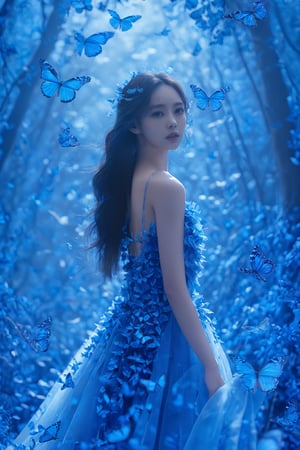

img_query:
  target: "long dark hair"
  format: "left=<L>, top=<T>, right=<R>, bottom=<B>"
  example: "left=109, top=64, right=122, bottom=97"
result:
left=91, top=72, right=187, bottom=277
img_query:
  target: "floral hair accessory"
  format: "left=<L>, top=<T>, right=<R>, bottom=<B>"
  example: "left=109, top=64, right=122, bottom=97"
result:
left=107, top=71, right=143, bottom=112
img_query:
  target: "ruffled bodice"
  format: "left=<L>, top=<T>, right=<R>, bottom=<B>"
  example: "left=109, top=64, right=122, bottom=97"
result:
left=121, top=201, right=205, bottom=305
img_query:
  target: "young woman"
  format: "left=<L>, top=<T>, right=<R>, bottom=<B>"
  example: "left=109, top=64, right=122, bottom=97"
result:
left=12, top=73, right=263, bottom=449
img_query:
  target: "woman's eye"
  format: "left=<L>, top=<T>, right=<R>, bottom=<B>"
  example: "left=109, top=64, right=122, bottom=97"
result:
left=151, top=111, right=164, bottom=117
left=175, top=107, right=185, bottom=115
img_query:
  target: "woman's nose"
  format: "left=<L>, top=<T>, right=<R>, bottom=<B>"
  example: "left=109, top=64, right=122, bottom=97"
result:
left=167, top=114, right=177, bottom=128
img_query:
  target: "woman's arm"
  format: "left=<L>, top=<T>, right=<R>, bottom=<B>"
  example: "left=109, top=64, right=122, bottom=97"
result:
left=151, top=173, right=224, bottom=396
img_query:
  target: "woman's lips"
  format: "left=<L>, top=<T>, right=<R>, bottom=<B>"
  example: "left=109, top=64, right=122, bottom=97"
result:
left=166, top=132, right=180, bottom=141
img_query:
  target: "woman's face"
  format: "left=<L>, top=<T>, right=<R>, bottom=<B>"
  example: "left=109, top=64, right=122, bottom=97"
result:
left=132, top=84, right=186, bottom=152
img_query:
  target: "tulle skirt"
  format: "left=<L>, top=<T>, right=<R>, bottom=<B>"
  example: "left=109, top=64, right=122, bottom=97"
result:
left=10, top=313, right=264, bottom=449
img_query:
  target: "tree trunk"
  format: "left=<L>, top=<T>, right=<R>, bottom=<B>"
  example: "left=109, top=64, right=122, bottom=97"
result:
left=251, top=19, right=300, bottom=210
left=0, top=1, right=65, bottom=171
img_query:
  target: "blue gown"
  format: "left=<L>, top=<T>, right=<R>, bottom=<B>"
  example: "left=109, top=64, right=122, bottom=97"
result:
left=11, top=184, right=264, bottom=449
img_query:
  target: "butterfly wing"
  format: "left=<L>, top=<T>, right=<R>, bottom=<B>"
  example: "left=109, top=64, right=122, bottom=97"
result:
left=119, top=15, right=142, bottom=32
left=235, top=359, right=257, bottom=390
left=190, top=85, right=209, bottom=110
left=59, top=76, right=91, bottom=102
left=250, top=247, right=264, bottom=272
left=232, top=2, right=266, bottom=27
left=31, top=317, right=52, bottom=352
left=258, top=360, right=283, bottom=392
left=196, top=91, right=209, bottom=110
left=209, top=90, right=225, bottom=111
left=251, top=246, right=274, bottom=281
left=61, top=372, right=75, bottom=390
left=40, top=60, right=60, bottom=98
left=108, top=9, right=121, bottom=29
left=243, top=14, right=258, bottom=26
left=59, top=128, right=80, bottom=147
left=240, top=246, right=274, bottom=281
left=18, top=317, right=52, bottom=352
left=256, top=258, right=274, bottom=280
left=254, top=1, right=267, bottom=20
left=39, top=421, right=61, bottom=443
left=235, top=11, right=257, bottom=27
left=84, top=31, right=114, bottom=56
left=74, top=31, right=85, bottom=55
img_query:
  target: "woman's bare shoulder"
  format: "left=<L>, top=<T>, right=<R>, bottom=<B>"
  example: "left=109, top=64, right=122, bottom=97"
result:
left=151, top=171, right=185, bottom=194
left=149, top=171, right=185, bottom=210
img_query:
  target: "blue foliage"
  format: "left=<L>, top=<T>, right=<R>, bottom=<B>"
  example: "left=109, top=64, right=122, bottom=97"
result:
left=0, top=0, right=299, bottom=448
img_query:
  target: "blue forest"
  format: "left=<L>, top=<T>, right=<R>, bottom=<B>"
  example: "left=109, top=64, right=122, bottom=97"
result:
left=0, top=0, right=299, bottom=448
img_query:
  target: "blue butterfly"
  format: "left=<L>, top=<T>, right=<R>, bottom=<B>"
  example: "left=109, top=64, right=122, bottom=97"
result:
left=108, top=9, right=141, bottom=32
left=74, top=31, right=114, bottom=57
left=58, top=127, right=80, bottom=147
left=40, top=60, right=91, bottom=103
left=224, top=1, right=266, bottom=27
left=240, top=245, right=274, bottom=282
left=60, top=372, right=75, bottom=390
left=71, top=0, right=93, bottom=13
left=39, top=421, right=61, bottom=443
left=190, top=84, right=226, bottom=111
left=234, top=358, right=283, bottom=392
left=18, top=316, right=52, bottom=352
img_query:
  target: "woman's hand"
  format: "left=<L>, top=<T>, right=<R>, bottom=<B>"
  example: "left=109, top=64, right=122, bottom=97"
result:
left=204, top=365, right=225, bottom=397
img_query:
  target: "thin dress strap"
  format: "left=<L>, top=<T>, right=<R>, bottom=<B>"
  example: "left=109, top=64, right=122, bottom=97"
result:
left=141, top=171, right=158, bottom=233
